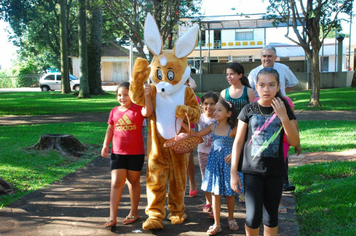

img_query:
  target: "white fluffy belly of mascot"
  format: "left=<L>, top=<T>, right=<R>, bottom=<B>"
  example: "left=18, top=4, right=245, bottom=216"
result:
left=129, top=13, right=201, bottom=230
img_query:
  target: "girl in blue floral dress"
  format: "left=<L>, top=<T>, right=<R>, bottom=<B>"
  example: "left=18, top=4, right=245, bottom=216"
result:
left=180, top=99, right=240, bottom=235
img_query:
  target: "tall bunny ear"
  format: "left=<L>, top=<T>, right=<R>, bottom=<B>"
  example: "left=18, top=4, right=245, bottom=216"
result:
left=144, top=13, right=163, bottom=56
left=174, top=25, right=199, bottom=59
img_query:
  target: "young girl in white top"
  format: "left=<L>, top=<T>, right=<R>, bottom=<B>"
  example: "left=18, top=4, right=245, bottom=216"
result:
left=197, top=91, right=218, bottom=215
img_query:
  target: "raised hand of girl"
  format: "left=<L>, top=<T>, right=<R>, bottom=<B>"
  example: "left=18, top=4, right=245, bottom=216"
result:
left=144, top=83, right=151, bottom=97
left=271, top=97, right=288, bottom=121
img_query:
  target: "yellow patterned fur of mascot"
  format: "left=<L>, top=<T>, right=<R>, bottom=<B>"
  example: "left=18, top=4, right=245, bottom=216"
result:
left=129, top=13, right=200, bottom=230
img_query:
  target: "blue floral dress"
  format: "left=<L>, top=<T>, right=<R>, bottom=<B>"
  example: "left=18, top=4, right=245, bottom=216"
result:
left=201, top=123, right=237, bottom=196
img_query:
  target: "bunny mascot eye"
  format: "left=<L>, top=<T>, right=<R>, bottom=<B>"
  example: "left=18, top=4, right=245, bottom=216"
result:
left=167, top=71, right=174, bottom=81
left=157, top=69, right=163, bottom=80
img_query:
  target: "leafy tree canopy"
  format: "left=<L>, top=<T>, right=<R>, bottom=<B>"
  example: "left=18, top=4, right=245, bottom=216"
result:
left=0, top=0, right=78, bottom=72
left=265, top=0, right=353, bottom=107
left=102, top=0, right=202, bottom=60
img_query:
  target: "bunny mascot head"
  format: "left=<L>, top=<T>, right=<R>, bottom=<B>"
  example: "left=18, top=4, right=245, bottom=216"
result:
left=129, top=13, right=201, bottom=230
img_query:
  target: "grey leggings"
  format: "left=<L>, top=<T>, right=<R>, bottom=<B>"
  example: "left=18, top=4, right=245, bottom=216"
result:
left=244, top=173, right=284, bottom=228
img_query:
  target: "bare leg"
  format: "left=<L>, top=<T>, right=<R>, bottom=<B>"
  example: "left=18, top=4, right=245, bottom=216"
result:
left=126, top=170, right=142, bottom=218
left=205, top=191, right=212, bottom=205
left=109, top=169, right=127, bottom=222
left=226, top=195, right=235, bottom=221
left=245, top=224, right=260, bottom=236
left=264, top=225, right=278, bottom=236
left=187, top=151, right=197, bottom=194
left=212, top=194, right=221, bottom=226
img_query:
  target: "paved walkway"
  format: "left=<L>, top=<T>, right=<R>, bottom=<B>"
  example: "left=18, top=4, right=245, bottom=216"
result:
left=0, top=156, right=298, bottom=236
left=1, top=110, right=356, bottom=126
left=1, top=110, right=355, bottom=235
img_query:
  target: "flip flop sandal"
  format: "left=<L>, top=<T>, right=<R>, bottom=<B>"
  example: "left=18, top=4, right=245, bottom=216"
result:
left=207, top=224, right=222, bottom=235
left=209, top=211, right=214, bottom=218
left=228, top=219, right=239, bottom=231
left=278, top=206, right=287, bottom=214
left=203, top=204, right=212, bottom=213
left=104, top=220, right=117, bottom=228
left=123, top=215, right=139, bottom=225
left=238, top=194, right=245, bottom=203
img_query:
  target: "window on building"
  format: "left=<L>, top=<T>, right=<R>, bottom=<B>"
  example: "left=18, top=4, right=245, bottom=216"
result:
left=201, top=30, right=206, bottom=45
left=214, top=30, right=221, bottom=41
left=219, top=57, right=229, bottom=63
left=188, top=58, right=202, bottom=73
left=232, top=56, right=253, bottom=62
left=235, top=30, right=253, bottom=40
left=320, top=56, right=329, bottom=72
left=210, top=57, right=218, bottom=63
left=280, top=57, right=290, bottom=61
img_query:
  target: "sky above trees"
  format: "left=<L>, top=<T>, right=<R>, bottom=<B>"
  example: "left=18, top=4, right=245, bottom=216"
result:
left=0, top=20, right=17, bottom=69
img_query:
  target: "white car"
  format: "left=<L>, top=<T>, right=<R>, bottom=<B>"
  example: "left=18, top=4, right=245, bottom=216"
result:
left=39, top=73, right=80, bottom=91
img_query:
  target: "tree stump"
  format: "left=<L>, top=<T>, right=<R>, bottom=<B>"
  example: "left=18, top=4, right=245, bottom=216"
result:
left=28, top=134, right=87, bottom=157
left=0, top=178, right=14, bottom=196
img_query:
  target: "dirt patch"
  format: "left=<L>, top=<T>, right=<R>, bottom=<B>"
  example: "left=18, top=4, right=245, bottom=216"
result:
left=289, top=149, right=356, bottom=166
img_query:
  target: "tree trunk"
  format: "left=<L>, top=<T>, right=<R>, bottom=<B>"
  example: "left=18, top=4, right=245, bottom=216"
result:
left=77, top=0, right=91, bottom=98
left=28, top=134, right=87, bottom=157
left=351, top=71, right=356, bottom=87
left=308, top=50, right=321, bottom=107
left=87, top=1, right=105, bottom=95
left=59, top=0, right=71, bottom=94
left=0, top=178, right=14, bottom=196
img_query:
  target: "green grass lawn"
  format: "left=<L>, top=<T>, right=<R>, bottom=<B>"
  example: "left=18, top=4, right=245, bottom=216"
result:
left=296, top=120, right=356, bottom=153
left=0, top=122, right=107, bottom=207
left=1, top=87, right=356, bottom=235
left=1, top=87, right=355, bottom=116
left=290, top=161, right=356, bottom=235
left=288, top=87, right=356, bottom=110
left=0, top=91, right=117, bottom=116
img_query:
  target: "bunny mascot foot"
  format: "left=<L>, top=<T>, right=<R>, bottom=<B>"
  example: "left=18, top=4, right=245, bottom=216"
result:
left=129, top=13, right=200, bottom=230
left=142, top=218, right=164, bottom=230
left=167, top=213, right=187, bottom=225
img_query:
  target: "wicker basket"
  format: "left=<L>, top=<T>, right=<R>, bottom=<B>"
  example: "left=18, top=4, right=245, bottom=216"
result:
left=163, top=113, right=203, bottom=154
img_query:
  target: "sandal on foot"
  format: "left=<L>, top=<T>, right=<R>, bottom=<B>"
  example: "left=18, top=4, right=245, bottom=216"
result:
left=104, top=220, right=117, bottom=228
left=238, top=194, right=245, bottom=203
left=278, top=206, right=287, bottom=214
left=123, top=215, right=139, bottom=225
left=228, top=219, right=239, bottom=231
left=209, top=211, right=214, bottom=218
left=207, top=224, right=222, bottom=235
left=203, top=204, right=212, bottom=213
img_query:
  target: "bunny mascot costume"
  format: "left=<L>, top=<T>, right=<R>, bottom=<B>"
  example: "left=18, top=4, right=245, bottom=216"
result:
left=129, top=13, right=201, bottom=230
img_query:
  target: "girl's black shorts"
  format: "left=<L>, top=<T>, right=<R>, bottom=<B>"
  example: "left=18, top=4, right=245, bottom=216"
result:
left=110, top=154, right=145, bottom=171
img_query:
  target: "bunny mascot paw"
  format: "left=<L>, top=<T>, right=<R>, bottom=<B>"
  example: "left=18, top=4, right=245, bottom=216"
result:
left=167, top=213, right=187, bottom=225
left=132, top=57, right=151, bottom=83
left=129, top=13, right=200, bottom=230
left=129, top=58, right=152, bottom=107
